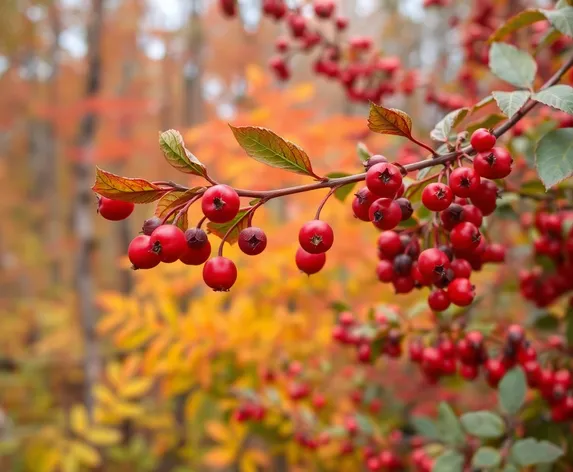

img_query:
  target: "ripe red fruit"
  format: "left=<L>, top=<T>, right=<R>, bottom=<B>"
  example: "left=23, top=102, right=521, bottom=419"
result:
left=369, top=198, right=402, bottom=230
left=363, top=154, right=388, bottom=169
left=470, top=128, right=496, bottom=152
left=97, top=196, right=134, bottom=221
left=203, top=256, right=238, bottom=291
left=238, top=227, right=267, bottom=256
left=128, top=235, right=161, bottom=269
left=449, top=167, right=481, bottom=198
left=219, top=0, right=236, bottom=16
left=150, top=225, right=187, bottom=263
left=471, top=180, right=499, bottom=215
left=275, top=37, right=289, bottom=53
left=473, top=147, right=513, bottom=179
left=179, top=239, right=211, bottom=266
left=201, top=185, right=240, bottom=223
left=440, top=204, right=464, bottom=231
left=352, top=188, right=377, bottom=221
left=485, top=358, right=506, bottom=388
left=451, top=258, right=472, bottom=279
left=313, top=0, right=335, bottom=18
left=460, top=363, right=479, bottom=380
left=417, top=248, right=451, bottom=282
left=269, top=56, right=290, bottom=81
left=141, top=216, right=162, bottom=235
left=296, top=247, right=326, bottom=275
left=335, top=16, right=349, bottom=30
left=287, top=13, right=306, bottom=37
left=428, top=290, right=450, bottom=311
left=298, top=220, right=334, bottom=254
left=462, top=204, right=483, bottom=228
left=366, top=163, right=403, bottom=198
left=377, top=231, right=403, bottom=258
left=482, top=243, right=506, bottom=263
left=357, top=343, right=372, bottom=363
left=447, top=278, right=475, bottom=306
left=395, top=197, right=414, bottom=220
left=376, top=260, right=394, bottom=282
left=421, top=183, right=453, bottom=211
left=393, top=275, right=415, bottom=293
left=450, top=222, right=481, bottom=251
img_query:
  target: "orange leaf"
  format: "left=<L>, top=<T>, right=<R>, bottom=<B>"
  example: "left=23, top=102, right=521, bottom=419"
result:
left=367, top=103, right=413, bottom=138
left=92, top=167, right=167, bottom=203
left=203, top=447, right=236, bottom=468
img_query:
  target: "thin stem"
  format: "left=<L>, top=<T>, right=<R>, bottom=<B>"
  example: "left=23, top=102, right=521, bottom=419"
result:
left=217, top=201, right=265, bottom=256
left=196, top=216, right=207, bottom=229
left=161, top=195, right=201, bottom=224
left=173, top=198, right=195, bottom=224
left=314, top=187, right=339, bottom=220
left=409, top=136, right=437, bottom=156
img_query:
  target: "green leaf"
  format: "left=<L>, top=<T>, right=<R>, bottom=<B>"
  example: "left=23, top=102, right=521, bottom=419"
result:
left=472, top=447, right=502, bottom=468
left=533, top=85, right=573, bottom=115
left=511, top=438, right=564, bottom=466
left=492, top=91, right=531, bottom=118
left=466, top=114, right=506, bottom=134
left=489, top=42, right=537, bottom=89
left=535, top=128, right=573, bottom=189
left=460, top=411, right=505, bottom=439
left=93, top=167, right=168, bottom=203
left=557, top=0, right=573, bottom=8
left=206, top=210, right=250, bottom=245
left=437, top=403, right=465, bottom=446
left=432, top=450, right=464, bottom=472
left=499, top=367, right=527, bottom=414
left=472, top=95, right=494, bottom=111
left=357, top=142, right=372, bottom=162
left=542, top=7, right=573, bottom=38
left=159, top=130, right=207, bottom=177
left=430, top=108, right=470, bottom=142
left=503, top=466, right=519, bottom=472
left=411, top=416, right=440, bottom=440
left=489, top=9, right=546, bottom=43
left=368, top=103, right=413, bottom=137
left=326, top=172, right=358, bottom=202
left=229, top=125, right=319, bottom=178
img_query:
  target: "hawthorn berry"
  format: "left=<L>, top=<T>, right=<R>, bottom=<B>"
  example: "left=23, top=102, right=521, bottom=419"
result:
left=287, top=13, right=306, bottom=37
left=97, top=196, right=134, bottom=221
left=393, top=275, right=415, bottom=293
left=352, top=188, right=377, bottom=221
left=128, top=235, right=161, bottom=269
left=417, top=248, right=451, bottom=282
left=376, top=260, right=394, bottom=282
left=462, top=204, right=483, bottom=228
left=471, top=180, right=499, bottom=215
left=470, top=128, right=496, bottom=152
left=428, top=290, right=450, bottom=311
left=449, top=167, right=480, bottom=198
left=363, top=154, right=388, bottom=170
left=447, top=278, right=475, bottom=306
left=203, top=256, right=238, bottom=291
left=369, top=198, right=402, bottom=230
left=460, top=363, right=479, bottom=380
left=298, top=220, right=334, bottom=254
left=141, top=216, right=162, bottom=235
left=269, top=56, right=290, bottom=80
left=201, top=184, right=240, bottom=223
left=450, top=222, right=481, bottom=251
left=150, top=225, right=187, bottom=263
left=366, top=163, right=403, bottom=198
left=335, top=16, right=349, bottom=30
left=395, top=197, right=413, bottom=220
left=421, top=183, right=453, bottom=211
left=393, top=254, right=413, bottom=276
left=219, top=0, right=236, bottom=16
left=485, top=358, right=506, bottom=388
left=179, top=238, right=211, bottom=266
left=313, top=0, right=335, bottom=19
left=238, top=227, right=267, bottom=256
left=295, top=247, right=326, bottom=275
left=473, top=147, right=513, bottom=179
left=439, top=204, right=464, bottom=231
left=451, top=258, right=472, bottom=279
left=377, top=231, right=403, bottom=258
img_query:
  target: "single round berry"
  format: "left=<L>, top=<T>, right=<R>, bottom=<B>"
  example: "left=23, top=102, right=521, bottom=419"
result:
left=377, top=231, right=403, bottom=259
left=393, top=254, right=413, bottom=276
left=185, top=228, right=209, bottom=249
left=313, top=0, right=335, bottom=18
left=482, top=243, right=506, bottom=263
left=287, top=13, right=306, bottom=37
left=369, top=198, right=402, bottom=230
left=201, top=185, right=240, bottom=223
left=141, top=216, right=162, bottom=235
left=366, top=163, right=403, bottom=198
left=449, top=167, right=481, bottom=198
left=298, top=220, right=334, bottom=254
left=428, top=290, right=450, bottom=311
left=485, top=358, right=506, bottom=388
left=417, top=248, right=451, bottom=282
left=376, top=260, right=394, bottom=282
left=460, top=363, right=479, bottom=380
left=128, top=235, right=160, bottom=269
left=440, top=204, right=464, bottom=231
left=447, top=278, right=475, bottom=306
left=296, top=247, right=326, bottom=275
left=451, top=258, right=472, bottom=279
left=462, top=204, right=483, bottom=228
left=238, top=227, right=268, bottom=256
left=393, top=275, right=415, bottom=293
left=470, top=128, right=496, bottom=152
left=473, top=147, right=513, bottom=179
left=352, top=188, right=377, bottom=221
left=363, top=154, right=388, bottom=170
left=150, top=225, right=187, bottom=263
left=203, top=256, right=237, bottom=291
left=450, top=222, right=481, bottom=251
left=180, top=238, right=211, bottom=265
left=422, top=183, right=453, bottom=212
left=395, top=197, right=414, bottom=220
left=471, top=180, right=499, bottom=215
left=335, top=15, right=349, bottom=30
left=97, top=196, right=135, bottom=221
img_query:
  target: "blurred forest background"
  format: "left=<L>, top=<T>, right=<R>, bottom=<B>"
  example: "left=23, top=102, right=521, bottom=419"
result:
left=0, top=0, right=557, bottom=471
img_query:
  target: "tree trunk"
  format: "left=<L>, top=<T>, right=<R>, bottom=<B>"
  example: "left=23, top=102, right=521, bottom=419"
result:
left=182, top=0, right=204, bottom=127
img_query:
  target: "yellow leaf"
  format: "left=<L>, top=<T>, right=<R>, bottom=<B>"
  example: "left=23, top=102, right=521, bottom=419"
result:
left=240, top=454, right=257, bottom=472
left=119, top=378, right=153, bottom=399
left=84, top=426, right=121, bottom=446
left=205, top=421, right=230, bottom=443
left=203, top=447, right=235, bottom=468
left=61, top=452, right=79, bottom=472
left=113, top=401, right=144, bottom=418
left=368, top=103, right=413, bottom=137
left=93, top=384, right=117, bottom=405
left=107, top=362, right=123, bottom=389
left=69, top=440, right=100, bottom=467
left=69, top=404, right=88, bottom=435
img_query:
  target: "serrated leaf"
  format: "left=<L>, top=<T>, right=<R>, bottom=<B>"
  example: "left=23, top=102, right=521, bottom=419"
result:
left=437, top=402, right=465, bottom=446
left=472, top=447, right=502, bottom=468
left=542, top=7, right=573, bottom=38
left=466, top=114, right=506, bottom=134
left=230, top=125, right=319, bottom=178
left=432, top=450, right=464, bottom=472
left=535, top=128, right=573, bottom=189
left=533, top=85, right=573, bottom=115
left=489, top=42, right=537, bottom=89
left=357, top=142, right=372, bottom=162
left=93, top=167, right=167, bottom=203
left=326, top=172, right=358, bottom=202
left=460, top=411, right=505, bottom=439
left=499, top=367, right=527, bottom=414
left=511, top=438, right=564, bottom=466
left=489, top=9, right=546, bottom=43
left=473, top=95, right=494, bottom=111
left=368, top=103, right=413, bottom=137
left=412, top=416, right=440, bottom=440
left=492, top=91, right=531, bottom=118
left=159, top=129, right=207, bottom=177
left=207, top=210, right=249, bottom=245
left=430, top=108, right=470, bottom=142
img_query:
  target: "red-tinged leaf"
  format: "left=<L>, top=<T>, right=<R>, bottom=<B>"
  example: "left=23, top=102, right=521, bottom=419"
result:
left=367, top=103, right=413, bottom=137
left=92, top=167, right=168, bottom=203
left=155, top=187, right=205, bottom=219
left=159, top=130, right=207, bottom=177
left=207, top=210, right=250, bottom=245
left=489, top=9, right=546, bottom=43
left=229, top=125, right=320, bottom=178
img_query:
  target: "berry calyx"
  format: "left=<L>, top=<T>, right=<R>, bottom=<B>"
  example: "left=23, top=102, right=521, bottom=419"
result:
left=449, top=167, right=480, bottom=198
left=150, top=225, right=187, bottom=263
left=128, top=235, right=161, bottom=269
left=366, top=163, right=403, bottom=198
left=473, top=147, right=513, bottom=179
left=97, top=196, right=135, bottom=221
left=470, top=128, right=496, bottom=152
left=298, top=220, right=334, bottom=254
left=369, top=198, right=402, bottom=230
left=201, top=184, right=241, bottom=223
left=421, top=183, right=453, bottom=212
left=417, top=248, right=451, bottom=283
left=296, top=247, right=326, bottom=275
left=238, top=227, right=268, bottom=256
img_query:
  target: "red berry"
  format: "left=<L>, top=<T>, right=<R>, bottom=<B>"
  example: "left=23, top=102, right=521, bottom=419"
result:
left=395, top=197, right=413, bottom=220
left=313, top=0, right=335, bottom=18
left=275, top=37, right=289, bottom=53
left=376, top=260, right=394, bottom=282
left=335, top=16, right=349, bottom=30
left=357, top=343, right=372, bottom=363
left=471, top=180, right=499, bottom=215
left=450, top=222, right=481, bottom=251
left=203, top=256, right=237, bottom=291
left=185, top=228, right=209, bottom=248
left=179, top=238, right=211, bottom=266
left=393, top=275, right=415, bottom=293
left=369, top=198, right=402, bottom=230
left=449, top=167, right=481, bottom=198
left=422, top=347, right=443, bottom=373
left=428, top=290, right=450, bottom=311
left=141, top=216, right=162, bottom=235
left=296, top=247, right=326, bottom=275
left=299, top=220, right=334, bottom=254
left=128, top=235, right=161, bottom=269
left=377, top=231, right=403, bottom=258
left=150, top=225, right=187, bottom=263
left=417, top=248, right=451, bottom=282
left=451, top=258, right=472, bottom=279
left=366, top=163, right=403, bottom=198
left=287, top=13, right=306, bottom=37
left=269, top=56, right=290, bottom=81
left=363, top=154, right=388, bottom=169
left=460, top=363, right=479, bottom=380
left=219, top=0, right=236, bottom=16
left=352, top=188, right=377, bottom=221
left=238, top=227, right=267, bottom=256
left=482, top=243, right=506, bottom=263
left=201, top=185, right=240, bottom=223
left=409, top=339, right=424, bottom=362
left=440, top=204, right=465, bottom=231
left=462, top=204, right=483, bottom=228
left=447, top=278, right=475, bottom=306
left=97, top=196, right=134, bottom=221
left=470, top=128, right=496, bottom=152
left=422, top=183, right=453, bottom=211
left=473, top=147, right=513, bottom=179
left=485, top=358, right=506, bottom=388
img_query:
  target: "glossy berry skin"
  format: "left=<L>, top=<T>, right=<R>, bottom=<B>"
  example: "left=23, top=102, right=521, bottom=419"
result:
left=365, top=163, right=403, bottom=198
left=422, top=183, right=453, bottom=211
left=142, top=216, right=162, bottom=236
left=451, top=258, right=472, bottom=279
left=462, top=204, right=483, bottom=228
left=203, top=257, right=237, bottom=291
left=352, top=188, right=377, bottom=221
left=369, top=198, right=402, bottom=230
left=298, top=220, right=334, bottom=254
left=179, top=239, right=211, bottom=266
left=448, top=278, right=475, bottom=306
left=449, top=167, right=480, bottom=198
left=201, top=185, right=240, bottom=223
left=417, top=248, right=451, bottom=282
left=150, top=225, right=187, bottom=263
left=363, top=154, right=388, bottom=170
left=97, top=196, right=134, bottom=221
left=450, top=222, right=481, bottom=251
left=428, top=290, right=450, bottom=311
left=395, top=197, right=414, bottom=220
left=393, top=275, right=415, bottom=293
left=313, top=0, right=335, bottom=19
left=473, top=147, right=513, bottom=179
left=376, top=260, right=394, bottom=282
left=128, top=235, right=160, bottom=269
left=377, top=231, right=403, bottom=259
left=238, top=227, right=267, bottom=256
left=296, top=247, right=326, bottom=275
left=439, top=204, right=464, bottom=231
left=471, top=180, right=499, bottom=216
left=470, top=128, right=496, bottom=152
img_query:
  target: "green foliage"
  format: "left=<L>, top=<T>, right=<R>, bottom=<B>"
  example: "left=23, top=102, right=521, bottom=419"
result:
left=533, top=85, right=573, bottom=114
left=511, top=438, right=564, bottom=466
left=437, top=403, right=465, bottom=447
left=489, top=42, right=537, bottom=89
left=460, top=411, right=505, bottom=439
left=535, top=128, right=573, bottom=189
left=471, top=447, right=502, bottom=468
left=432, top=450, right=464, bottom=472
left=492, top=91, right=531, bottom=118
left=498, top=367, right=527, bottom=415
left=430, top=108, right=469, bottom=142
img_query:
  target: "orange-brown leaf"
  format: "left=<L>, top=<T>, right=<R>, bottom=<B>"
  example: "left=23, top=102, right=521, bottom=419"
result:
left=367, top=103, right=413, bottom=137
left=93, top=167, right=167, bottom=203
